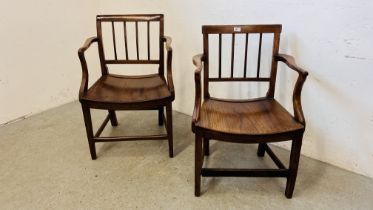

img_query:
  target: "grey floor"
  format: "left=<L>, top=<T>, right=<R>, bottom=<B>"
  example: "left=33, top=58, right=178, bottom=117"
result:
left=0, top=102, right=372, bottom=209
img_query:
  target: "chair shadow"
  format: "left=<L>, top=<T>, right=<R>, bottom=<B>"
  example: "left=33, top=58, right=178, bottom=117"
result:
left=95, top=110, right=193, bottom=158
left=275, top=34, right=331, bottom=196
left=201, top=142, right=288, bottom=195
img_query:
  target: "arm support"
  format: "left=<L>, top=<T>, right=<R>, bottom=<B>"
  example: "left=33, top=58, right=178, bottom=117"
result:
left=275, top=54, right=309, bottom=125
left=162, top=36, right=175, bottom=98
left=192, top=54, right=204, bottom=128
left=78, top=36, right=98, bottom=99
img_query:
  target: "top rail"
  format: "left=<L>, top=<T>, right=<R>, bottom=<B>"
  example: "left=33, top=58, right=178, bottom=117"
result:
left=202, top=24, right=282, bottom=34
left=97, top=14, right=163, bottom=22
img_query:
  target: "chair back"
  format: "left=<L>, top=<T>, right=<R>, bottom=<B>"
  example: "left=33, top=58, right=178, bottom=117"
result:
left=202, top=25, right=282, bottom=99
left=96, top=14, right=164, bottom=75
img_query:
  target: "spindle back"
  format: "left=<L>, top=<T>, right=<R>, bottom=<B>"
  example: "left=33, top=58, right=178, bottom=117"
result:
left=202, top=24, right=282, bottom=99
left=96, top=14, right=164, bottom=75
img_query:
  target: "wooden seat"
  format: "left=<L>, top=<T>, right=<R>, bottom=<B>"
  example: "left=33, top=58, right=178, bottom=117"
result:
left=82, top=74, right=171, bottom=105
left=197, top=98, right=304, bottom=136
left=78, top=14, right=174, bottom=160
left=192, top=25, right=309, bottom=198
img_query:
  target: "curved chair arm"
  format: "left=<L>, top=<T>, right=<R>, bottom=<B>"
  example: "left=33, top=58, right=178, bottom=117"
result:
left=275, top=54, right=308, bottom=125
left=192, top=54, right=204, bottom=128
left=78, top=36, right=98, bottom=99
left=162, top=36, right=175, bottom=98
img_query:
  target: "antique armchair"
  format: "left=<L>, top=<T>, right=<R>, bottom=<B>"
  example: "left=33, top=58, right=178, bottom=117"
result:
left=78, top=14, right=174, bottom=159
left=192, top=25, right=308, bottom=198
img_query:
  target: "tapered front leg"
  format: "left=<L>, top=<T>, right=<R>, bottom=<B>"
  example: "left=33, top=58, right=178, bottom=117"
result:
left=257, top=143, right=266, bottom=157
left=203, top=138, right=210, bottom=156
left=158, top=107, right=164, bottom=126
left=195, top=134, right=203, bottom=196
left=166, top=104, right=173, bottom=158
left=285, top=135, right=303, bottom=198
left=82, top=105, right=97, bottom=160
left=108, top=110, right=118, bottom=126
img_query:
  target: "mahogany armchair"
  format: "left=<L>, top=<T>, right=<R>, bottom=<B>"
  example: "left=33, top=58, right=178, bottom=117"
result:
left=192, top=25, right=308, bottom=198
left=78, top=14, right=174, bottom=159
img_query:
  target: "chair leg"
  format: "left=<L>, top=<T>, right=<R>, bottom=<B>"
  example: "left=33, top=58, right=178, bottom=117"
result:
left=203, top=138, right=210, bottom=156
left=81, top=105, right=97, bottom=160
left=195, top=134, right=203, bottom=197
left=158, top=107, right=164, bottom=125
left=257, top=143, right=266, bottom=157
left=285, top=135, right=303, bottom=198
left=108, top=110, right=118, bottom=126
left=166, top=104, right=173, bottom=158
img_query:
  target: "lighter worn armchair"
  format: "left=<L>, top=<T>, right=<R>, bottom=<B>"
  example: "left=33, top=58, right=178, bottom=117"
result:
left=192, top=25, right=308, bottom=198
left=78, top=14, right=174, bottom=159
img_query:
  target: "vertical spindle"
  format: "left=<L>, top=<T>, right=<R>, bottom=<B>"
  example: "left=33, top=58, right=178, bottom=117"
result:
left=244, top=33, right=249, bottom=78
left=147, top=21, right=150, bottom=60
left=123, top=22, right=128, bottom=60
left=257, top=33, right=263, bottom=78
left=135, top=21, right=139, bottom=60
left=112, top=22, right=117, bottom=60
left=218, top=33, right=222, bottom=78
left=230, top=34, right=235, bottom=78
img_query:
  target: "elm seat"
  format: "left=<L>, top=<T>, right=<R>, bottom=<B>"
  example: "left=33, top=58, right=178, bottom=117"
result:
left=196, top=98, right=304, bottom=135
left=82, top=74, right=172, bottom=104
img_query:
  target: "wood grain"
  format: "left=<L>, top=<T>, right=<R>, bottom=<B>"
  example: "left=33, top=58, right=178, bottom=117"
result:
left=196, top=98, right=304, bottom=135
left=83, top=74, right=171, bottom=103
